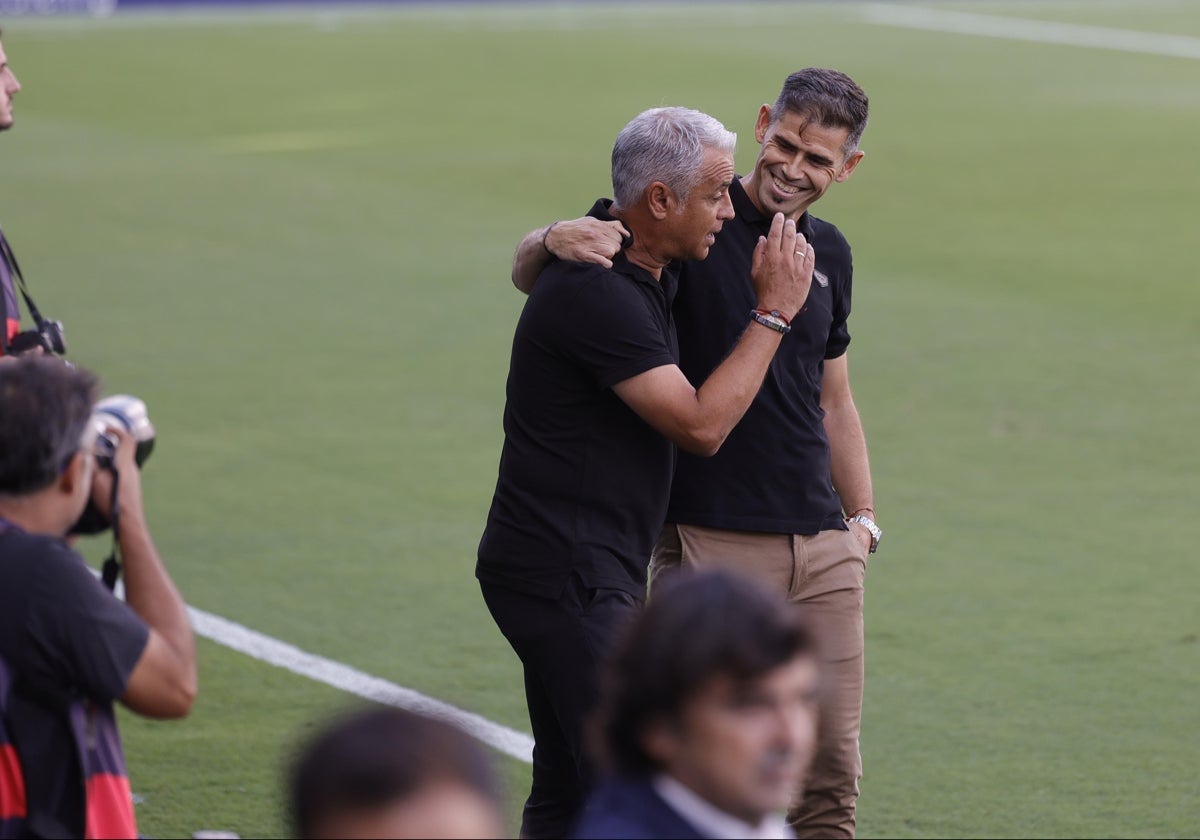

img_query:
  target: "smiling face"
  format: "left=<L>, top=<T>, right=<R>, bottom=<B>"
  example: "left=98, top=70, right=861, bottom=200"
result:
left=0, top=41, right=21, bottom=131
left=644, top=653, right=820, bottom=825
left=743, top=105, right=863, bottom=222
left=663, top=145, right=736, bottom=262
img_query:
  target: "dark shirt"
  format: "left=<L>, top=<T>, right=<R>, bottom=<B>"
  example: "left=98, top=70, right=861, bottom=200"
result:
left=667, top=178, right=853, bottom=535
left=0, top=524, right=148, bottom=839
left=477, top=199, right=679, bottom=600
left=1, top=226, right=21, bottom=352
left=572, top=776, right=706, bottom=840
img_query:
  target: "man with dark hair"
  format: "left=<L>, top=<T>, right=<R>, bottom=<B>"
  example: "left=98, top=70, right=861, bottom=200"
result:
left=513, top=68, right=877, bottom=837
left=0, top=356, right=196, bottom=838
left=480, top=105, right=813, bottom=838
left=574, top=569, right=820, bottom=839
left=289, top=706, right=504, bottom=839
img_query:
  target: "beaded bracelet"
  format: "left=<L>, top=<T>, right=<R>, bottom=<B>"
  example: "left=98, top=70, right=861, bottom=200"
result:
left=750, top=310, right=791, bottom=334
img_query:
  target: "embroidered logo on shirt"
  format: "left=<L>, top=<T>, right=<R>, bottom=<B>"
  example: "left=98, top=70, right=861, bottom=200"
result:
left=813, top=269, right=830, bottom=288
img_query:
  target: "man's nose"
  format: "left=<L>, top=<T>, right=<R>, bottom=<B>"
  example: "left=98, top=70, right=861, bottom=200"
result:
left=718, top=191, right=734, bottom=221
left=776, top=706, right=814, bottom=749
left=781, top=153, right=807, bottom=183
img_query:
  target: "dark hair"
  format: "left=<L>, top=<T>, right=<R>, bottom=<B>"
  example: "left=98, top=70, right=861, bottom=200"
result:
left=593, top=569, right=816, bottom=776
left=771, top=68, right=870, bottom=154
left=289, top=706, right=500, bottom=839
left=0, top=356, right=97, bottom=495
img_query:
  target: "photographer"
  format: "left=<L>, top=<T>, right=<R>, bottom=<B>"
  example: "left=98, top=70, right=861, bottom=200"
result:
left=0, top=356, right=196, bottom=838
left=1, top=29, right=25, bottom=356
left=1, top=29, right=65, bottom=364
left=1, top=29, right=62, bottom=364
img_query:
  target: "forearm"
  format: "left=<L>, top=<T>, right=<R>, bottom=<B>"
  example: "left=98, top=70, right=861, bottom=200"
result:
left=825, top=399, right=874, bottom=516
left=686, top=321, right=785, bottom=454
left=512, top=226, right=554, bottom=294
left=118, top=514, right=197, bottom=689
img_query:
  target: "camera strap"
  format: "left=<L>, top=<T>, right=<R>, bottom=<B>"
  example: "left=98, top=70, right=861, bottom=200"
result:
left=0, top=227, right=53, bottom=352
left=99, top=468, right=122, bottom=592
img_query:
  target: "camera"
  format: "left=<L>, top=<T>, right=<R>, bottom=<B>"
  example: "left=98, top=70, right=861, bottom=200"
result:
left=90, top=395, right=156, bottom=470
left=7, top=317, right=66, bottom=356
left=70, top=395, right=156, bottom=535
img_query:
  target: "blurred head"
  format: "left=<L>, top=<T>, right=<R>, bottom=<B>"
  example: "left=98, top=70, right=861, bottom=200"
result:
left=289, top=706, right=504, bottom=840
left=0, top=33, right=22, bottom=132
left=0, top=356, right=98, bottom=529
left=745, top=68, right=869, bottom=221
left=593, top=569, right=820, bottom=825
left=611, top=107, right=737, bottom=262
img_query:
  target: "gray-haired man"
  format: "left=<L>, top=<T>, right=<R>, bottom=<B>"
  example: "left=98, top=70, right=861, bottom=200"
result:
left=478, top=106, right=813, bottom=838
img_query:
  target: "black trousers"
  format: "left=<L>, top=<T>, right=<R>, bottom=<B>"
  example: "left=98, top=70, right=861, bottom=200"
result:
left=480, top=574, right=642, bottom=840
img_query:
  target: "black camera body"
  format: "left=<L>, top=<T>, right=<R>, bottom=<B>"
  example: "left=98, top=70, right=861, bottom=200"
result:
left=7, top=318, right=66, bottom=357
left=0, top=227, right=67, bottom=359
left=70, top=395, right=156, bottom=536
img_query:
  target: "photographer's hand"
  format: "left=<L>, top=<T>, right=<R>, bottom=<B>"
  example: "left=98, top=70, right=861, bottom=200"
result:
left=92, top=427, right=197, bottom=719
left=0, top=344, right=42, bottom=364
left=90, top=426, right=144, bottom=523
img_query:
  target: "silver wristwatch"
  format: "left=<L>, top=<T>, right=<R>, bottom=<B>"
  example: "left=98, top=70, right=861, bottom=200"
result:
left=848, top=514, right=881, bottom=554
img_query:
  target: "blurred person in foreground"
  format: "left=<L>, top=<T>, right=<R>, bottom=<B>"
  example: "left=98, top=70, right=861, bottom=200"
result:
left=573, top=569, right=820, bottom=839
left=513, top=68, right=875, bottom=837
left=478, top=105, right=814, bottom=838
left=289, top=706, right=504, bottom=840
left=0, top=356, right=196, bottom=838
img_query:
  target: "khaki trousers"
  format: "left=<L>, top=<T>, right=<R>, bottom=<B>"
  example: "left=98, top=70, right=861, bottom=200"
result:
left=651, top=524, right=868, bottom=839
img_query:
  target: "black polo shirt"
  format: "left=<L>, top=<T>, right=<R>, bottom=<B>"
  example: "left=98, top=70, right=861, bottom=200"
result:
left=666, top=178, right=853, bottom=535
left=477, top=200, right=679, bottom=600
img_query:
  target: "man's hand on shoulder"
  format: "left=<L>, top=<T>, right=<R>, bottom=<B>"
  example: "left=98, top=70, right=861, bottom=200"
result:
left=544, top=217, right=628, bottom=268
left=513, top=217, right=629, bottom=294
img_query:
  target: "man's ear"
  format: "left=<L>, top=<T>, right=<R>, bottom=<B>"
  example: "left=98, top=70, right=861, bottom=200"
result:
left=646, top=182, right=674, bottom=219
left=836, top=149, right=865, bottom=183
left=58, top=450, right=89, bottom=497
left=754, top=104, right=772, bottom=144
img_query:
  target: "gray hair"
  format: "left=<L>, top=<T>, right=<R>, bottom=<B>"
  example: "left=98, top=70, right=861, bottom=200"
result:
left=611, top=107, right=736, bottom=211
left=0, top=356, right=97, bottom=496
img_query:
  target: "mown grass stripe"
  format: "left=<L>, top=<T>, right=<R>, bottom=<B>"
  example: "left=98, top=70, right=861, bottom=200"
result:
left=861, top=3, right=1200, bottom=59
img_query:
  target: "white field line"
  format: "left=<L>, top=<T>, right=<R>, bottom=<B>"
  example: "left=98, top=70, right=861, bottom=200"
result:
left=186, top=605, right=535, bottom=762
left=860, top=4, right=1200, bottom=60
left=97, top=569, right=533, bottom=760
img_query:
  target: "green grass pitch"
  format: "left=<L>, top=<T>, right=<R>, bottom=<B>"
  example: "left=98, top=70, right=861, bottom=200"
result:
left=4, top=1, right=1199, bottom=836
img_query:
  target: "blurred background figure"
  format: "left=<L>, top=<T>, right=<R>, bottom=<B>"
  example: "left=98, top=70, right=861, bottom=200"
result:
left=2, top=28, right=29, bottom=355
left=288, top=705, right=504, bottom=840
left=574, top=569, right=820, bottom=840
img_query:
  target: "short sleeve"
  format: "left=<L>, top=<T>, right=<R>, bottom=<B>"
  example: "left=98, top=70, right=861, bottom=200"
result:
left=825, top=239, right=853, bottom=360
left=24, top=541, right=150, bottom=703
left=540, top=266, right=676, bottom=390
